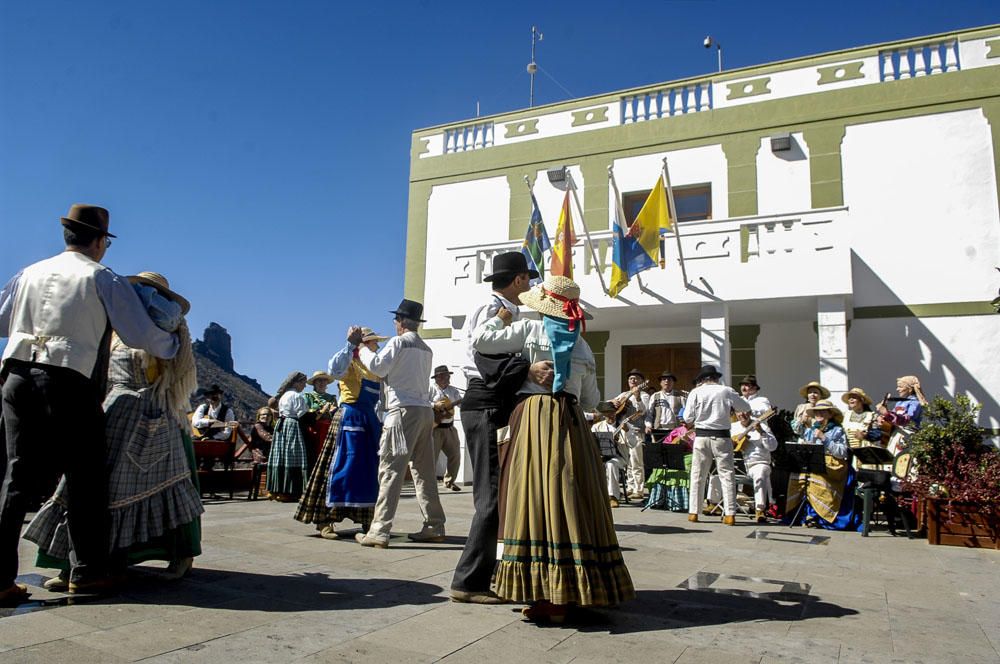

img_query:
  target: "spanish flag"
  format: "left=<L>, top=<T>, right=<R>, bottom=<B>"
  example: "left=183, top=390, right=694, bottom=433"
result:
left=550, top=191, right=576, bottom=278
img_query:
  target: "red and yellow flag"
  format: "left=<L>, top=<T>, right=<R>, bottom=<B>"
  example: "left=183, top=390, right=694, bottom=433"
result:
left=549, top=191, right=576, bottom=278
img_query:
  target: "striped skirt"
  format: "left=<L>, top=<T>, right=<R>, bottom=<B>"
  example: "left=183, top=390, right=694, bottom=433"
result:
left=267, top=416, right=309, bottom=496
left=295, top=408, right=369, bottom=527
left=496, top=394, right=635, bottom=607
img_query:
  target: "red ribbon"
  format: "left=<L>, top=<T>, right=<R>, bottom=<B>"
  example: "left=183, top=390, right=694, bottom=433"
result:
left=542, top=287, right=586, bottom=333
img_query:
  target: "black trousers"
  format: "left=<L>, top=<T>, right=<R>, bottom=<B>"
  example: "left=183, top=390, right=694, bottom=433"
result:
left=450, top=407, right=505, bottom=592
left=0, top=361, right=109, bottom=586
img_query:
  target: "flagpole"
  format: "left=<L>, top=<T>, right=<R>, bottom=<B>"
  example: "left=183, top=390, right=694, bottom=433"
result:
left=662, top=157, right=691, bottom=289
left=565, top=170, right=609, bottom=295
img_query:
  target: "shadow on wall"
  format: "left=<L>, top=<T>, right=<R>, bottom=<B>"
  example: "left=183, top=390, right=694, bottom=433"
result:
left=849, top=253, right=1000, bottom=430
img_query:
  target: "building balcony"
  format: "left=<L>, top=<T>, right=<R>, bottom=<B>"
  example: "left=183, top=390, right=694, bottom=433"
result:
left=440, top=206, right=851, bottom=325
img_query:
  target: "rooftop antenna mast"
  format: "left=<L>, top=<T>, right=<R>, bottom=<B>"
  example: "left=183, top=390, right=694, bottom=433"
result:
left=528, top=26, right=543, bottom=107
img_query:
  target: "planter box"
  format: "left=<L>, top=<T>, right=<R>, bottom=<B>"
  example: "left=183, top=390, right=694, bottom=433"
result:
left=925, top=499, right=1000, bottom=549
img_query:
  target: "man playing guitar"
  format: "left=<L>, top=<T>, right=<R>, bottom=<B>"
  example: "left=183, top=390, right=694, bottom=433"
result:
left=613, top=369, right=651, bottom=500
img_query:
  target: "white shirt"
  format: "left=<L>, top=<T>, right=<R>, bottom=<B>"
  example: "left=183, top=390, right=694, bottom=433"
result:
left=746, top=393, right=773, bottom=418
left=647, top=390, right=686, bottom=430
left=192, top=402, right=234, bottom=440
left=591, top=420, right=629, bottom=459
left=429, top=383, right=462, bottom=424
left=461, top=293, right=521, bottom=381
left=684, top=382, right=751, bottom=431
left=370, top=331, right=433, bottom=409
left=278, top=390, right=308, bottom=419
left=731, top=420, right=777, bottom=466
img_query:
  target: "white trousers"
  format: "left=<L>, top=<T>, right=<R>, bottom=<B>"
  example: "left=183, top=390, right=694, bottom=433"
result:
left=626, top=442, right=645, bottom=494
left=605, top=458, right=625, bottom=499
left=690, top=435, right=736, bottom=516
left=747, top=462, right=772, bottom=509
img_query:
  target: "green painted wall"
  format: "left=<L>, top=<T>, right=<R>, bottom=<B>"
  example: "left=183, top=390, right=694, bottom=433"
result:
left=729, top=324, right=761, bottom=384
left=583, top=330, right=611, bottom=392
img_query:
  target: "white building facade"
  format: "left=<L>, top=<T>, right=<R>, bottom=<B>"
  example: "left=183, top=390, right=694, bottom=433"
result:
left=405, top=26, right=1000, bottom=477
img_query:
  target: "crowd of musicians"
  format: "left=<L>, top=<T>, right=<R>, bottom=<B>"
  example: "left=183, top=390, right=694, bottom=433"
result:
left=0, top=210, right=926, bottom=622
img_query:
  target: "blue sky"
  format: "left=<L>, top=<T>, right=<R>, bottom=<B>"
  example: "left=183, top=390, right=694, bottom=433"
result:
left=2, top=1, right=997, bottom=394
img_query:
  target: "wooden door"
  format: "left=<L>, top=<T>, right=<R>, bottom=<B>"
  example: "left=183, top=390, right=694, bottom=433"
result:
left=620, top=343, right=701, bottom=393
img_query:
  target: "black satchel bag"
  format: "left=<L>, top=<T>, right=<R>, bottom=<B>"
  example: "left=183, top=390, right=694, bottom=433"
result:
left=473, top=352, right=530, bottom=396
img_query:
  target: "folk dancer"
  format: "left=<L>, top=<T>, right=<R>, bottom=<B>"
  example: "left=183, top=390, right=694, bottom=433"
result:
left=592, top=401, right=630, bottom=508
left=792, top=381, right=830, bottom=441
left=267, top=372, right=310, bottom=502
left=0, top=205, right=180, bottom=603
left=302, top=371, right=338, bottom=469
left=356, top=300, right=446, bottom=548
left=26, top=272, right=202, bottom=587
left=450, top=251, right=552, bottom=605
left=614, top=368, right=650, bottom=500
left=730, top=411, right=777, bottom=523
left=191, top=384, right=237, bottom=441
left=430, top=365, right=463, bottom=491
left=786, top=400, right=857, bottom=530
left=296, top=327, right=386, bottom=538
left=473, top=275, right=634, bottom=623
left=684, top=365, right=752, bottom=525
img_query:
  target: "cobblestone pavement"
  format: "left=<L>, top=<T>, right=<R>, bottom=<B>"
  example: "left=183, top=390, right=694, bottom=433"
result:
left=3, top=487, right=998, bottom=663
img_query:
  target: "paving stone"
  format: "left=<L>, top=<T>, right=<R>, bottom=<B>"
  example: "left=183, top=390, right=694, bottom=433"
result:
left=0, top=610, right=96, bottom=649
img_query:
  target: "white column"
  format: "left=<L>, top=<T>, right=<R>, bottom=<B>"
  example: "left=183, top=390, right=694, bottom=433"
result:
left=817, top=295, right=849, bottom=404
left=700, top=302, right=730, bottom=383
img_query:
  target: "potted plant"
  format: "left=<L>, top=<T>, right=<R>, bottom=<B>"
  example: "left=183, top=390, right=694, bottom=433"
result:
left=903, top=395, right=1000, bottom=549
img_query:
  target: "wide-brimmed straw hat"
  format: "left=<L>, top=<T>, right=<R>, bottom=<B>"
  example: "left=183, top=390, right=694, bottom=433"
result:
left=127, top=271, right=191, bottom=315
left=841, top=387, right=873, bottom=406
left=519, top=275, right=592, bottom=330
left=307, top=371, right=333, bottom=385
left=799, top=380, right=831, bottom=399
left=807, top=399, right=843, bottom=423
left=360, top=327, right=388, bottom=342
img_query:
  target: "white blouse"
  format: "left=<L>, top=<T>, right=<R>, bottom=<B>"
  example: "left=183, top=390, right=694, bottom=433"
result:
left=472, top=316, right=600, bottom=410
left=278, top=390, right=308, bottom=419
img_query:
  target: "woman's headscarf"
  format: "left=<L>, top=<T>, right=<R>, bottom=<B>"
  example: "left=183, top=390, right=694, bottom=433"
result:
left=542, top=315, right=580, bottom=394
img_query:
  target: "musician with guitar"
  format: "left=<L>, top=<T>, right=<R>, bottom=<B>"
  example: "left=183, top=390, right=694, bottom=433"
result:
left=730, top=409, right=777, bottom=523
left=613, top=369, right=651, bottom=500
left=591, top=401, right=633, bottom=508
left=876, top=375, right=927, bottom=455
left=430, top=365, right=463, bottom=492
left=192, top=384, right=240, bottom=441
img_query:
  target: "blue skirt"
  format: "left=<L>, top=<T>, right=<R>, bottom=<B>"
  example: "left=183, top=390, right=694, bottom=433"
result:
left=326, top=401, right=381, bottom=508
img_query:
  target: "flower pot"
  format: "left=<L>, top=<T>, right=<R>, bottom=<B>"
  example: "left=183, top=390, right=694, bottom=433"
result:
left=925, top=498, right=1000, bottom=549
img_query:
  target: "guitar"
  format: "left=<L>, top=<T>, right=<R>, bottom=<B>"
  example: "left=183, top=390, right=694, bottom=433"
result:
left=872, top=392, right=894, bottom=446
left=732, top=408, right=776, bottom=453
left=613, top=380, right=650, bottom=425
left=613, top=409, right=647, bottom=448
left=433, top=398, right=456, bottom=425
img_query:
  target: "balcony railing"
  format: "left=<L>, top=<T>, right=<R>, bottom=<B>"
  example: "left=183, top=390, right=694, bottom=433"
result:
left=621, top=80, right=713, bottom=123
left=879, top=39, right=960, bottom=81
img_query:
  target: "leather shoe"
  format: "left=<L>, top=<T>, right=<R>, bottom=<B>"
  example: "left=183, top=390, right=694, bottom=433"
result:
left=687, top=514, right=699, bottom=522
left=355, top=532, right=389, bottom=548
left=407, top=528, right=445, bottom=543
left=68, top=575, right=121, bottom=595
left=609, top=497, right=620, bottom=508
left=43, top=572, right=70, bottom=592
left=450, top=589, right=507, bottom=604
left=319, top=525, right=340, bottom=540
left=0, top=583, right=30, bottom=605
left=722, top=515, right=736, bottom=526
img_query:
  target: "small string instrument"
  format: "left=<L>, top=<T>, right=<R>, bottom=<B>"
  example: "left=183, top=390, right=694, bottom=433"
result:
left=871, top=392, right=893, bottom=445
left=433, top=398, right=455, bottom=424
left=614, top=380, right=650, bottom=425
left=732, top=408, right=776, bottom=452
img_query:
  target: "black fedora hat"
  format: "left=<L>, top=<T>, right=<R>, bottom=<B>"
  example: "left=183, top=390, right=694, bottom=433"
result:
left=60, top=203, right=116, bottom=238
left=389, top=298, right=426, bottom=322
left=659, top=371, right=677, bottom=381
left=483, top=251, right=539, bottom=282
left=693, top=365, right=722, bottom=384
left=432, top=365, right=452, bottom=377
left=201, top=384, right=224, bottom=397
left=625, top=368, right=645, bottom=380
left=739, top=374, right=760, bottom=389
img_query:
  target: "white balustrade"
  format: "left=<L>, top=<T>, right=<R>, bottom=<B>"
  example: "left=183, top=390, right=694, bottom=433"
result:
left=880, top=40, right=960, bottom=81
left=620, top=79, right=713, bottom=123
left=443, top=121, right=494, bottom=154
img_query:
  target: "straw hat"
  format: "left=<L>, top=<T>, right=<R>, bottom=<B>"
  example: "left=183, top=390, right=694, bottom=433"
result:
left=306, top=371, right=333, bottom=386
left=807, top=399, right=843, bottom=423
left=127, top=271, right=191, bottom=315
left=519, top=275, right=592, bottom=327
left=841, top=387, right=873, bottom=407
left=360, top=327, right=388, bottom=342
left=798, top=380, right=831, bottom=399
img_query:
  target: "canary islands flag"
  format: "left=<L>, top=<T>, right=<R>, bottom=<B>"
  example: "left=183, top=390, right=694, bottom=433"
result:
left=550, top=191, right=576, bottom=278
left=609, top=175, right=672, bottom=297
left=521, top=193, right=551, bottom=285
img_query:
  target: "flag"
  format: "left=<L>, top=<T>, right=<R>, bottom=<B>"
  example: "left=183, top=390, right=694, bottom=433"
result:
left=550, top=191, right=576, bottom=278
left=609, top=174, right=673, bottom=297
left=631, top=175, right=672, bottom=257
left=609, top=194, right=656, bottom=297
left=521, top=193, right=551, bottom=285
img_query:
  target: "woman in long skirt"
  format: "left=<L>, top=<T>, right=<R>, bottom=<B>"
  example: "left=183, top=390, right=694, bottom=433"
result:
left=473, top=275, right=634, bottom=623
left=25, top=272, right=203, bottom=587
left=267, top=372, right=309, bottom=501
left=295, top=328, right=385, bottom=537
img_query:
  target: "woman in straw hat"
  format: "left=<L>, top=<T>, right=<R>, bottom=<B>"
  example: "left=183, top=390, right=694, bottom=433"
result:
left=473, top=275, right=634, bottom=623
left=841, top=388, right=883, bottom=449
left=791, top=381, right=830, bottom=441
left=25, top=271, right=203, bottom=587
left=302, top=370, right=338, bottom=470
left=785, top=399, right=858, bottom=530
left=295, top=327, right=385, bottom=538
left=268, top=371, right=310, bottom=501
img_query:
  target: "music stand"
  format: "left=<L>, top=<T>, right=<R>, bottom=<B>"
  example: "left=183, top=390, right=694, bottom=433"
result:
left=780, top=443, right=826, bottom=527
left=642, top=444, right=689, bottom=512
left=852, top=446, right=894, bottom=466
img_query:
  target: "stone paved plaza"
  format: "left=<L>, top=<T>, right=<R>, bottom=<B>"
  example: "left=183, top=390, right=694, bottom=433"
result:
left=3, top=487, right=999, bottom=663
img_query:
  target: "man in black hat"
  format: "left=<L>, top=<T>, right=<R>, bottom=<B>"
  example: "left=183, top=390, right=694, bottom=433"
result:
left=451, top=251, right=554, bottom=604
left=646, top=371, right=686, bottom=436
left=683, top=365, right=751, bottom=526
left=356, top=299, right=446, bottom=548
left=192, top=384, right=238, bottom=441
left=430, top=365, right=463, bottom=491
left=0, top=204, right=180, bottom=602
left=738, top=374, right=772, bottom=419
left=614, top=369, right=650, bottom=500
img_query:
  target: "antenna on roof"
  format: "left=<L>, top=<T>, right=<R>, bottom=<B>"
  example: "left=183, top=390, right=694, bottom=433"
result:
left=528, top=26, right=543, bottom=107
